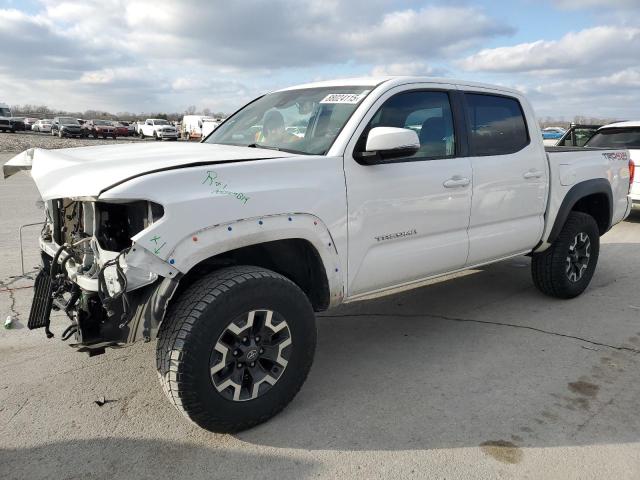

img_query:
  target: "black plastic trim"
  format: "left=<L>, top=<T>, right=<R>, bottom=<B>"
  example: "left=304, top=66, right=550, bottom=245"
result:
left=548, top=178, right=613, bottom=243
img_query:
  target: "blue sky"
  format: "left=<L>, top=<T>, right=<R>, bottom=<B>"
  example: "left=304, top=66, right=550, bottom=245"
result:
left=1, top=0, right=639, bottom=119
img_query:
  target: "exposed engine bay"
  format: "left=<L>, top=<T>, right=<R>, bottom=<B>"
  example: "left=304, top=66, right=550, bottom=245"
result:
left=29, top=198, right=176, bottom=355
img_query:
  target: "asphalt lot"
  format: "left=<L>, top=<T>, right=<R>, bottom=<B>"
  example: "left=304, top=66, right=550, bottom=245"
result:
left=1, top=148, right=640, bottom=479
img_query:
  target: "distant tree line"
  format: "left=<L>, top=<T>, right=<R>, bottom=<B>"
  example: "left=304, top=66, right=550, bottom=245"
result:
left=10, top=104, right=227, bottom=121
left=539, top=115, right=622, bottom=129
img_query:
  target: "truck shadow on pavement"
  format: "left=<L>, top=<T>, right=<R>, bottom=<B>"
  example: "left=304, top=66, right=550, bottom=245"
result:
left=238, top=242, right=640, bottom=453
left=0, top=438, right=320, bottom=480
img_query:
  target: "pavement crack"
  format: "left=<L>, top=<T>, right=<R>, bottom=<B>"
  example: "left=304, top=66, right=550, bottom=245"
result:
left=319, top=312, right=640, bottom=354
left=1, top=398, right=28, bottom=429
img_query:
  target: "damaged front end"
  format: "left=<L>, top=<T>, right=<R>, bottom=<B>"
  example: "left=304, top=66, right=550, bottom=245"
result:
left=29, top=198, right=179, bottom=356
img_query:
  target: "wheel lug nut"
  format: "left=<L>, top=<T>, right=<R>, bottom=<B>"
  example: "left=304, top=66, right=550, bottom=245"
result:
left=255, top=336, right=261, bottom=342
left=233, top=350, right=239, bottom=356
left=259, top=348, right=264, bottom=354
left=237, top=363, right=243, bottom=368
left=250, top=362, right=255, bottom=367
left=242, top=337, right=248, bottom=342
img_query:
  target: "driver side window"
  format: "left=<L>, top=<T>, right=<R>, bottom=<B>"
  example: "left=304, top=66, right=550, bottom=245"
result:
left=359, top=90, right=456, bottom=160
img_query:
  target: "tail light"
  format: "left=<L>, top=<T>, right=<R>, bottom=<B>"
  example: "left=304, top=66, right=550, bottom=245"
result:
left=630, top=159, right=635, bottom=193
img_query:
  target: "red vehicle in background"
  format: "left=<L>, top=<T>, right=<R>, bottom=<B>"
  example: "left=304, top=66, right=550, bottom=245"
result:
left=112, top=121, right=129, bottom=137
left=83, top=119, right=116, bottom=139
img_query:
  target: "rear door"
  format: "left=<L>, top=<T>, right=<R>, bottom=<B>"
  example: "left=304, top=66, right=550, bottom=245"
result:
left=462, top=90, right=548, bottom=265
left=344, top=85, right=473, bottom=297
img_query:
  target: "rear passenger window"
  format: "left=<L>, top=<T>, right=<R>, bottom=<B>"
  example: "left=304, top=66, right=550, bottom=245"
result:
left=465, top=94, right=529, bottom=156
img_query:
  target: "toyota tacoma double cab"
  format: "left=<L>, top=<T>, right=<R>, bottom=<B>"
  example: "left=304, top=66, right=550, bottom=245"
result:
left=3, top=77, right=633, bottom=433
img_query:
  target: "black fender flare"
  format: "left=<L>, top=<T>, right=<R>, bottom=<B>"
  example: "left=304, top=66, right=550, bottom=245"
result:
left=548, top=178, right=612, bottom=243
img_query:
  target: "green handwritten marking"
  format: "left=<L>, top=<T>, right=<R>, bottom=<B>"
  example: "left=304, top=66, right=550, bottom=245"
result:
left=203, top=170, right=218, bottom=186
left=202, top=170, right=250, bottom=205
left=153, top=242, right=166, bottom=255
left=150, top=235, right=161, bottom=244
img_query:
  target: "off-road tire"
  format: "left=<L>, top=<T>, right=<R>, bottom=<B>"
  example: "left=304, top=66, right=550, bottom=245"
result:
left=156, top=265, right=317, bottom=433
left=531, top=211, right=600, bottom=298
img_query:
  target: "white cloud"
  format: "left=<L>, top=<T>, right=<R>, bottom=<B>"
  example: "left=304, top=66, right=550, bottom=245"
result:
left=370, top=62, right=445, bottom=77
left=0, top=1, right=512, bottom=113
left=460, top=26, right=640, bottom=73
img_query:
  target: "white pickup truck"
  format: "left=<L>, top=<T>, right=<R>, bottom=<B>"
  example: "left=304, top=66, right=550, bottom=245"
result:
left=3, top=77, right=633, bottom=433
left=138, top=118, right=178, bottom=141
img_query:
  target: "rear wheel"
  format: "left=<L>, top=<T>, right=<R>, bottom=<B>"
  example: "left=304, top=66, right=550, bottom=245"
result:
left=531, top=211, right=600, bottom=298
left=156, top=266, right=316, bottom=433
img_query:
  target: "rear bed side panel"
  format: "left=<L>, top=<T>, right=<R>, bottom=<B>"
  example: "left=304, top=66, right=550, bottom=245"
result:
left=539, top=148, right=631, bottom=249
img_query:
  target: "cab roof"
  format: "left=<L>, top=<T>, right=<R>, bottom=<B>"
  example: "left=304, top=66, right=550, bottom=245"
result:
left=599, top=120, right=640, bottom=129
left=275, top=76, right=523, bottom=96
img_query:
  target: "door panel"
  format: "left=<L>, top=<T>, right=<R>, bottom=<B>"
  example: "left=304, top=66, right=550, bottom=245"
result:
left=344, top=86, right=472, bottom=297
left=463, top=91, right=547, bottom=265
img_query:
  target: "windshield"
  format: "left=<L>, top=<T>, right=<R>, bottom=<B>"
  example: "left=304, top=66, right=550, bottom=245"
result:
left=94, top=120, right=111, bottom=125
left=205, top=86, right=372, bottom=155
left=154, top=119, right=170, bottom=125
left=0, top=107, right=12, bottom=117
left=60, top=117, right=78, bottom=124
left=586, top=128, right=640, bottom=149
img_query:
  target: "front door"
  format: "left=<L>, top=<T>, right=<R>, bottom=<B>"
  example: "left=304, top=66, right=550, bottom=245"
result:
left=344, top=86, right=473, bottom=297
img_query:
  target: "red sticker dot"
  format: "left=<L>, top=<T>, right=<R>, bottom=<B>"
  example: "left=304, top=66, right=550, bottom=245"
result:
left=192, top=236, right=198, bottom=242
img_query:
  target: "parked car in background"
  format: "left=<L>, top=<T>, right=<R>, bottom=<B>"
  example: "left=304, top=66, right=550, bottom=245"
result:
left=118, top=120, right=136, bottom=136
left=111, top=121, right=130, bottom=137
left=585, top=121, right=639, bottom=207
left=11, top=117, right=26, bottom=132
left=83, top=119, right=116, bottom=139
left=4, top=76, right=633, bottom=434
left=139, top=118, right=179, bottom=140
left=555, top=124, right=601, bottom=147
left=32, top=119, right=52, bottom=133
left=0, top=102, right=16, bottom=132
left=77, top=119, right=86, bottom=126
left=542, top=126, right=566, bottom=145
left=23, top=117, right=40, bottom=131
left=51, top=117, right=84, bottom=138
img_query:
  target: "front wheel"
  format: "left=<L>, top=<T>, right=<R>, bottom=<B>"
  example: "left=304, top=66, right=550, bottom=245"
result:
left=531, top=211, right=600, bottom=298
left=156, top=266, right=316, bottom=433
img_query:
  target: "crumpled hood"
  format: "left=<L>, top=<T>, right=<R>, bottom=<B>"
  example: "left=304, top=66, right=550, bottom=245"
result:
left=3, top=142, right=294, bottom=200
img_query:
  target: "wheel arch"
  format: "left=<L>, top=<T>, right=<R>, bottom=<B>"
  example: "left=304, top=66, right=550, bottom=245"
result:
left=166, top=213, right=344, bottom=311
left=548, top=179, right=612, bottom=243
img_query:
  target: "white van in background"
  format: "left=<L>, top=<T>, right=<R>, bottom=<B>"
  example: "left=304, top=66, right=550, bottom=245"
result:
left=181, top=115, right=220, bottom=140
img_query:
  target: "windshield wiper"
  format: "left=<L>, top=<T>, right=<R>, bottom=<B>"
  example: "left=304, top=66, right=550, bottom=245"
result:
left=246, top=143, right=281, bottom=151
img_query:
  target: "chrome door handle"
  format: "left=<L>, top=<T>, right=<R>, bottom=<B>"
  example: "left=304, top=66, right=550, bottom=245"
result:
left=443, top=176, right=470, bottom=188
left=523, top=170, right=543, bottom=179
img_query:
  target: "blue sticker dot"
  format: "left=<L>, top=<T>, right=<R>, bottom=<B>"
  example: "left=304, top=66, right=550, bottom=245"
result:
left=335, top=268, right=339, bottom=272
left=169, top=259, right=175, bottom=265
left=259, top=220, right=263, bottom=225
left=328, top=243, right=332, bottom=247
left=288, top=217, right=292, bottom=221
left=227, top=226, right=232, bottom=231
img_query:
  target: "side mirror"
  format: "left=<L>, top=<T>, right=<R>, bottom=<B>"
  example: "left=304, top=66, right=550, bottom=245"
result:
left=359, top=127, right=420, bottom=164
